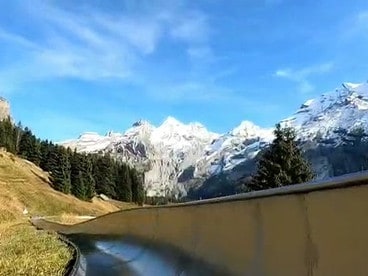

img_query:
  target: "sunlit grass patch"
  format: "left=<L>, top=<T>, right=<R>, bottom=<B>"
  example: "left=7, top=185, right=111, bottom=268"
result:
left=0, top=150, right=135, bottom=275
left=46, top=212, right=94, bottom=225
left=0, top=221, right=72, bottom=276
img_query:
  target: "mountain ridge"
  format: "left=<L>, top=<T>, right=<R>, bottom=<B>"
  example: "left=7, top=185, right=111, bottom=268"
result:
left=61, top=81, right=368, bottom=198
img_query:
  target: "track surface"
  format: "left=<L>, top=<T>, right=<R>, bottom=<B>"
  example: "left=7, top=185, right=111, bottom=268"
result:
left=32, top=172, right=368, bottom=276
left=66, top=234, right=225, bottom=276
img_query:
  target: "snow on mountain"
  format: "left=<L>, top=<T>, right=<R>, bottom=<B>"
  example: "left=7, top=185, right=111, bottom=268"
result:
left=192, top=121, right=273, bottom=179
left=61, top=117, right=218, bottom=197
left=61, top=81, right=368, bottom=198
left=110, top=120, right=155, bottom=164
left=61, top=132, right=124, bottom=153
left=144, top=117, right=218, bottom=197
left=182, top=81, right=368, bottom=195
left=151, top=116, right=218, bottom=156
left=281, top=82, right=368, bottom=143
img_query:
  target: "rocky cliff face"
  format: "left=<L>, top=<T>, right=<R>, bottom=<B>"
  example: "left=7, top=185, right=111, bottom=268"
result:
left=62, top=82, right=368, bottom=198
left=188, top=82, right=368, bottom=198
left=0, top=97, right=10, bottom=120
left=62, top=117, right=218, bottom=197
left=282, top=82, right=368, bottom=142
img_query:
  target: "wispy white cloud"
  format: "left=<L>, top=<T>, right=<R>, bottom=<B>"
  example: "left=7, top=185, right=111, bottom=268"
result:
left=339, top=10, right=368, bottom=42
left=144, top=79, right=278, bottom=115
left=0, top=1, right=212, bottom=91
left=353, top=10, right=368, bottom=33
left=0, top=1, right=248, bottom=109
left=275, top=62, right=334, bottom=93
left=154, top=81, right=232, bottom=102
left=0, top=28, right=38, bottom=50
left=187, top=46, right=214, bottom=62
left=169, top=11, right=210, bottom=44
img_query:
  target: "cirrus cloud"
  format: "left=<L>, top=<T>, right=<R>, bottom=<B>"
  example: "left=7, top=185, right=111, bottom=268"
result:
left=275, top=62, right=334, bottom=93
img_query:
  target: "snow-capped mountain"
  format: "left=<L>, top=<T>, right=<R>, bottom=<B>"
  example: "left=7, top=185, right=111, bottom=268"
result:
left=62, top=81, right=368, bottom=198
left=62, top=117, right=219, bottom=197
left=143, top=117, right=219, bottom=197
left=192, top=121, right=273, bottom=178
left=184, top=82, right=368, bottom=198
left=62, top=132, right=124, bottom=153
left=282, top=82, right=368, bottom=142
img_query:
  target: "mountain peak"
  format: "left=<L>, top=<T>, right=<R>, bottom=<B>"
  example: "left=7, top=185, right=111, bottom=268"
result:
left=105, top=131, right=123, bottom=138
left=342, top=82, right=368, bottom=96
left=228, top=121, right=274, bottom=144
left=189, top=121, right=206, bottom=129
left=342, top=82, right=361, bottom=90
left=161, top=116, right=184, bottom=127
left=132, top=119, right=152, bottom=128
left=78, top=132, right=101, bottom=139
left=231, top=121, right=264, bottom=136
left=282, top=80, right=368, bottom=140
left=59, top=79, right=368, bottom=198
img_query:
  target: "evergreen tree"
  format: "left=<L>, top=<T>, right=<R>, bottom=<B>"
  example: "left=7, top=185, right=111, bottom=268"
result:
left=39, top=140, right=52, bottom=172
left=70, top=150, right=85, bottom=199
left=19, top=127, right=41, bottom=165
left=92, top=154, right=116, bottom=198
left=15, top=121, right=23, bottom=153
left=131, top=170, right=145, bottom=205
left=0, top=117, right=17, bottom=153
left=49, top=146, right=71, bottom=194
left=0, top=117, right=144, bottom=202
left=116, top=164, right=132, bottom=202
left=0, top=121, right=6, bottom=148
left=249, top=123, right=314, bottom=191
left=72, top=171, right=86, bottom=199
left=0, top=116, right=143, bottom=202
left=84, top=155, right=96, bottom=199
left=136, top=173, right=145, bottom=206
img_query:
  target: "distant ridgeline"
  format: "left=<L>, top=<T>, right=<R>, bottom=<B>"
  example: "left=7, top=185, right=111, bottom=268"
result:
left=0, top=116, right=145, bottom=204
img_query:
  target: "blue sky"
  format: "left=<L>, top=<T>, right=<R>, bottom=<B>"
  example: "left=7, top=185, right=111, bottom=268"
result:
left=1, top=0, right=368, bottom=141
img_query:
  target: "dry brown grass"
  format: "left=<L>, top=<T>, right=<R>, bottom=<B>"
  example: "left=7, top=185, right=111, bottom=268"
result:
left=45, top=200, right=139, bottom=225
left=0, top=150, right=132, bottom=275
left=0, top=150, right=120, bottom=223
left=101, top=198, right=139, bottom=210
left=46, top=213, right=94, bottom=225
left=0, top=221, right=72, bottom=276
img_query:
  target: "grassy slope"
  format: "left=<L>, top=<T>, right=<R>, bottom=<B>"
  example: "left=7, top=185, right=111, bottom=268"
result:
left=0, top=150, right=131, bottom=275
left=0, top=151, right=121, bottom=222
left=0, top=222, right=71, bottom=276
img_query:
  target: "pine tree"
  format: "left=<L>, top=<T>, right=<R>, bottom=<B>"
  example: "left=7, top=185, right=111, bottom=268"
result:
left=0, top=120, right=6, bottom=149
left=15, top=121, right=23, bottom=153
left=81, top=154, right=96, bottom=200
left=249, top=123, right=314, bottom=191
left=70, top=150, right=85, bottom=199
left=116, top=164, right=132, bottom=202
left=92, top=154, right=116, bottom=198
left=39, top=140, right=52, bottom=171
left=0, top=117, right=17, bottom=153
left=131, top=170, right=145, bottom=205
left=136, top=173, right=145, bottom=206
left=0, top=116, right=141, bottom=202
left=49, top=146, right=71, bottom=194
left=72, top=171, right=86, bottom=199
left=19, top=127, right=41, bottom=165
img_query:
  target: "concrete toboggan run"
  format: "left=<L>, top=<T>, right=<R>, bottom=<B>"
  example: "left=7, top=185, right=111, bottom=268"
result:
left=32, top=171, right=368, bottom=275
